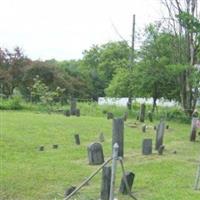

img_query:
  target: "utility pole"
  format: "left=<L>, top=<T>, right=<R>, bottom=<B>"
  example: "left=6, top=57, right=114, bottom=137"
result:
left=127, top=14, right=136, bottom=110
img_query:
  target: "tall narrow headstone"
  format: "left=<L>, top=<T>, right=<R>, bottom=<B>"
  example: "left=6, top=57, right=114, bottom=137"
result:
left=142, top=139, right=152, bottom=155
left=70, top=98, right=77, bottom=115
left=142, top=124, right=146, bottom=133
left=112, top=118, right=124, bottom=157
left=100, top=166, right=111, bottom=200
left=190, top=118, right=197, bottom=141
left=87, top=143, right=104, bottom=165
left=119, top=172, right=135, bottom=194
left=155, top=121, right=165, bottom=150
left=74, top=134, right=80, bottom=145
left=139, top=103, right=146, bottom=122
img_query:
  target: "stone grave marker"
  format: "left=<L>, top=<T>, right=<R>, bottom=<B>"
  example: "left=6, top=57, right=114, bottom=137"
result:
left=100, top=166, right=111, bottom=200
left=99, top=132, right=105, bottom=143
left=70, top=98, right=77, bottom=115
left=74, top=134, right=80, bottom=145
left=39, top=146, right=44, bottom=151
left=119, top=172, right=135, bottom=195
left=87, top=142, right=104, bottom=165
left=107, top=112, right=114, bottom=120
left=142, top=124, right=146, bottom=133
left=139, top=103, right=146, bottom=122
left=158, top=145, right=165, bottom=155
left=112, top=118, right=124, bottom=157
left=142, top=139, right=152, bottom=155
left=155, top=121, right=165, bottom=150
left=52, top=144, right=58, bottom=149
left=148, top=111, right=153, bottom=122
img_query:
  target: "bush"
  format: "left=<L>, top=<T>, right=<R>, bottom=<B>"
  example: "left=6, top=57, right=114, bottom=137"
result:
left=0, top=97, right=23, bottom=110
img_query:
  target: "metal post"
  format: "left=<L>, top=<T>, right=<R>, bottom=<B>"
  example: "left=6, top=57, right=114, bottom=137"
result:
left=109, top=143, right=119, bottom=200
left=194, top=163, right=200, bottom=190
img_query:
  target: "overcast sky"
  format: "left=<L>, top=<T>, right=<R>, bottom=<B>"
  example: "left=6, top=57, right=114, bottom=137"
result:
left=0, top=0, right=164, bottom=60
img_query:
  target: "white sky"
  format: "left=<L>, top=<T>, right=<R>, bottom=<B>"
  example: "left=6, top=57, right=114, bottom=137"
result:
left=0, top=0, right=164, bottom=60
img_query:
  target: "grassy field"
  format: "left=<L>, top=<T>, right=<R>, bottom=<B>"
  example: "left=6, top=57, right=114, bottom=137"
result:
left=0, top=110, right=200, bottom=200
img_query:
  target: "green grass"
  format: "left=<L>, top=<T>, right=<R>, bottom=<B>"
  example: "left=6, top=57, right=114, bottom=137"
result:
left=0, top=111, right=200, bottom=200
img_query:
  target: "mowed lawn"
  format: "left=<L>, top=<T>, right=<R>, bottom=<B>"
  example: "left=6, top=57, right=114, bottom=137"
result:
left=0, top=111, right=200, bottom=200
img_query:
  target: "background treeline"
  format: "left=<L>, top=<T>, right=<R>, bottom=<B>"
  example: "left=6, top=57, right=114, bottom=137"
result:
left=0, top=1, right=200, bottom=116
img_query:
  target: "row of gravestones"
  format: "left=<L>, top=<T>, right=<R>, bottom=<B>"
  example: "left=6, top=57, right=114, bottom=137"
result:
left=142, top=120, right=166, bottom=155
left=107, top=103, right=153, bottom=123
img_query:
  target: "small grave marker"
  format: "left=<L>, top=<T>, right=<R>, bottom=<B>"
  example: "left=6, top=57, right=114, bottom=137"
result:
left=74, top=134, right=80, bottom=145
left=142, top=124, right=146, bottom=133
left=119, top=172, right=135, bottom=195
left=99, top=132, right=105, bottom=143
left=142, top=139, right=152, bottom=155
left=87, top=143, right=104, bottom=165
left=107, top=112, right=114, bottom=120
left=139, top=103, right=146, bottom=122
left=52, top=144, right=58, bottom=149
left=39, top=146, right=44, bottom=151
left=158, top=145, right=165, bottom=155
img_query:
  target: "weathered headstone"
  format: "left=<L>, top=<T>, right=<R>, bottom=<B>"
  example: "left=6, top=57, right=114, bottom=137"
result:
left=119, top=172, right=135, bottom=194
left=100, top=166, right=111, bottom=200
left=127, top=98, right=132, bottom=110
left=142, top=139, right=152, bottom=155
left=148, top=111, right=153, bottom=122
left=155, top=121, right=165, bottom=150
left=64, top=186, right=76, bottom=197
left=154, top=125, right=157, bottom=130
left=87, top=142, right=104, bottom=165
left=65, top=110, right=71, bottom=117
left=166, top=125, right=169, bottom=129
left=39, top=146, right=44, bottom=151
left=112, top=118, right=124, bottom=157
left=139, top=103, right=146, bottom=122
left=142, top=124, right=146, bottom=133
left=52, top=144, right=58, bottom=149
left=99, top=132, right=105, bottom=142
left=70, top=98, right=77, bottom=115
left=190, top=118, right=198, bottom=141
left=107, top=112, right=114, bottom=120
left=158, top=145, right=165, bottom=155
left=74, top=134, right=80, bottom=145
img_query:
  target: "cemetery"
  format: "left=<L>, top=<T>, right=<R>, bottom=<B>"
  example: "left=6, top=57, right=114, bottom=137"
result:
left=1, top=103, right=200, bottom=200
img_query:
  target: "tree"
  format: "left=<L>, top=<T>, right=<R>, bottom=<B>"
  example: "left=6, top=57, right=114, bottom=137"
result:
left=161, top=0, right=200, bottom=115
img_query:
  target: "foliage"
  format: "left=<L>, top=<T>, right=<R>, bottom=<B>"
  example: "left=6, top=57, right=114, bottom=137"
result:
left=0, top=96, right=23, bottom=110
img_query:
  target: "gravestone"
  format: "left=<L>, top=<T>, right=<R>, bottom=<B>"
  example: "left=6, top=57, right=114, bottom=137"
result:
left=39, top=146, right=44, bottom=151
left=112, top=118, right=124, bottom=157
left=100, top=166, right=111, bottom=200
left=139, top=103, right=146, bottom=122
left=127, top=97, right=132, bottom=110
left=166, top=125, right=169, bottom=129
left=142, top=139, right=152, bottom=155
left=74, top=134, right=80, bottom=145
left=107, top=112, right=114, bottom=120
left=64, top=186, right=76, bottom=197
left=148, top=111, right=153, bottom=122
left=142, top=124, right=146, bottom=133
left=155, top=121, right=165, bottom=150
left=52, top=144, right=58, bottom=149
left=99, top=132, right=105, bottom=142
left=65, top=110, right=70, bottom=117
left=190, top=118, right=198, bottom=141
left=87, top=143, right=104, bottom=165
left=119, top=172, right=135, bottom=195
left=70, top=98, right=77, bottom=115
left=158, top=145, right=165, bottom=155
left=154, top=125, right=157, bottom=130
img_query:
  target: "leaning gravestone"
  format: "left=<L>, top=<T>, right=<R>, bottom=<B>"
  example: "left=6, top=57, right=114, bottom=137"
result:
left=139, top=103, right=146, bottom=122
left=112, top=118, right=124, bottom=157
left=119, top=172, right=135, bottom=195
left=87, top=143, right=104, bottom=165
left=101, top=166, right=111, bottom=200
left=142, top=139, right=152, bottom=155
left=155, top=120, right=165, bottom=150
